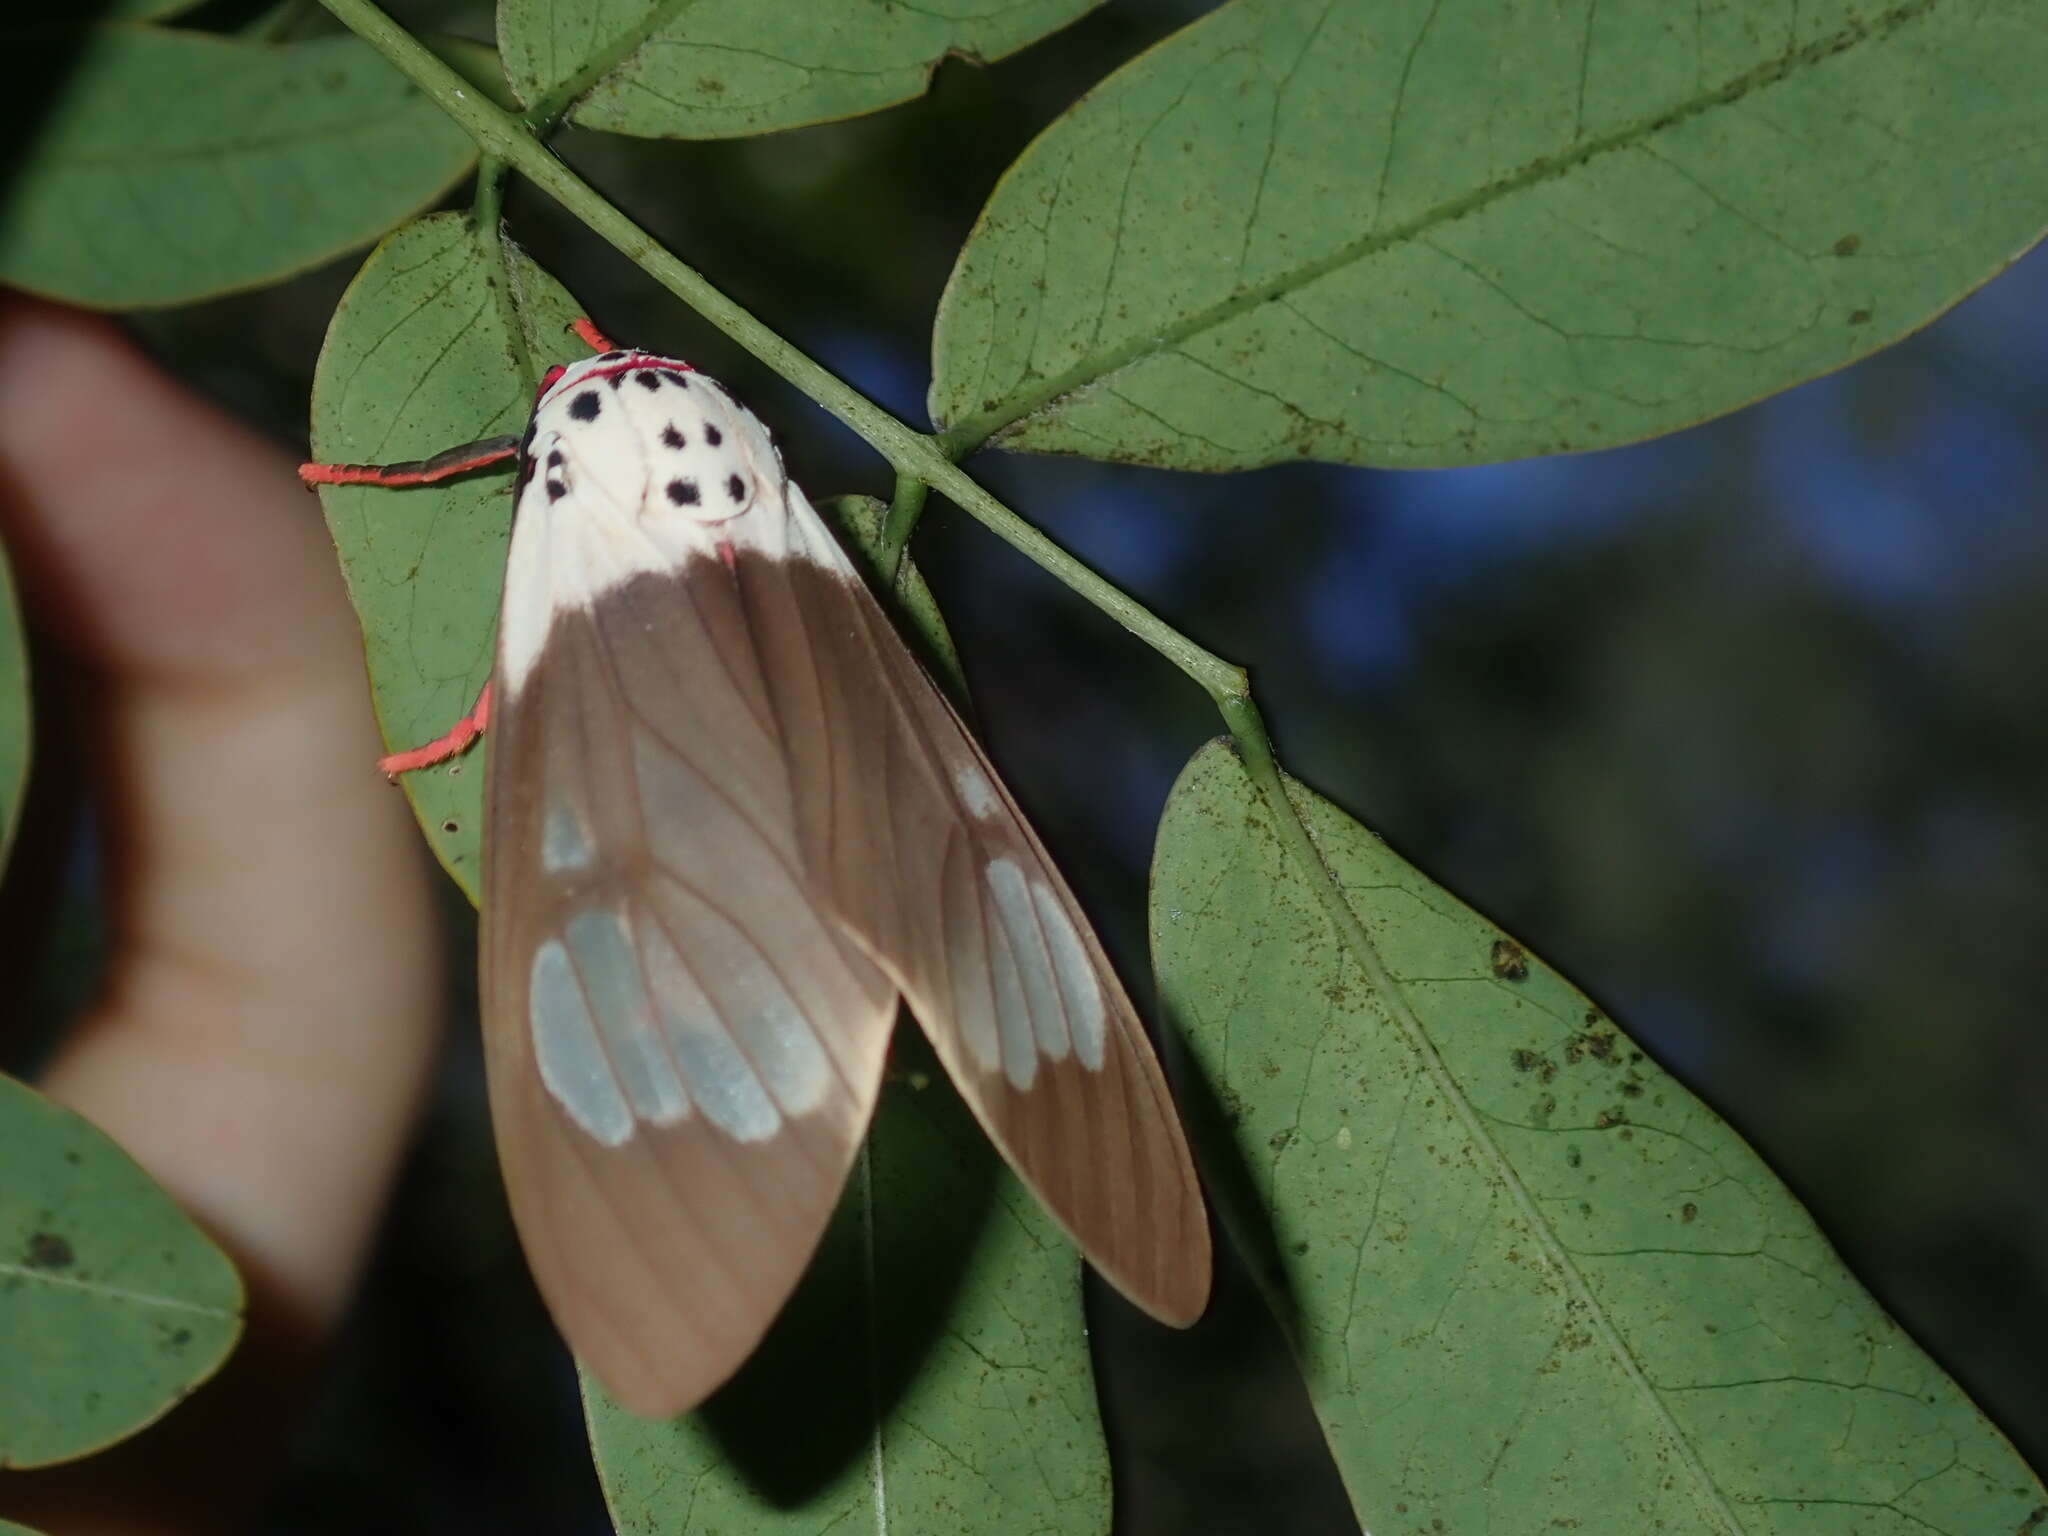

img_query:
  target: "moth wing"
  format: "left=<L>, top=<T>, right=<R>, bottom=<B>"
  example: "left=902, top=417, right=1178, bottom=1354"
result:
left=481, top=560, right=896, bottom=1419
left=738, top=487, right=1211, bottom=1325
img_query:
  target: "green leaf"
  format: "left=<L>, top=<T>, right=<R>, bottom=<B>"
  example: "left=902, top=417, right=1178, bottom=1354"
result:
left=0, top=1521, right=50, bottom=1536
left=0, top=535, right=28, bottom=870
left=107, top=0, right=201, bottom=18
left=1150, top=741, right=2048, bottom=1532
left=584, top=1060, right=1109, bottom=1533
left=0, top=1073, right=243, bottom=1468
left=0, top=26, right=476, bottom=310
left=932, top=0, right=2048, bottom=470
left=308, top=213, right=585, bottom=900
left=498, top=0, right=1098, bottom=139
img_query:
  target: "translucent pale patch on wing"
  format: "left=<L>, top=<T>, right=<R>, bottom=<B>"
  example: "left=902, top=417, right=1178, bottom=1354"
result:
left=985, top=858, right=1045, bottom=1090
left=530, top=939, right=634, bottom=1146
left=542, top=800, right=594, bottom=873
left=946, top=849, right=1004, bottom=1078
left=636, top=913, right=781, bottom=1143
left=648, top=876, right=834, bottom=1119
left=1030, top=880, right=1106, bottom=1070
left=565, top=909, right=690, bottom=1128
left=952, top=759, right=1000, bottom=820
left=987, top=856, right=1073, bottom=1065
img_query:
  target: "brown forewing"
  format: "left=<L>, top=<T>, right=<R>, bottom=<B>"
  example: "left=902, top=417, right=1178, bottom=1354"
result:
left=733, top=498, right=1211, bottom=1327
left=481, top=566, right=897, bottom=1420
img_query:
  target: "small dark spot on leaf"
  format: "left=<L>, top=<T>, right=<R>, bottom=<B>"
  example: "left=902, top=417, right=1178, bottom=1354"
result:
left=1594, top=1109, right=1627, bottom=1129
left=1620, top=1079, right=1644, bottom=1097
left=1292, top=1240, right=1309, bottom=1256
left=1564, top=1145, right=1582, bottom=1168
left=442, top=820, right=460, bottom=834
left=569, top=391, right=601, bottom=422
left=1268, top=1128, right=1294, bottom=1153
left=1848, top=308, right=1872, bottom=325
left=25, top=1232, right=73, bottom=1269
left=1833, top=233, right=1861, bottom=256
left=1490, top=939, right=1529, bottom=980
left=1681, top=1202, right=1698, bottom=1223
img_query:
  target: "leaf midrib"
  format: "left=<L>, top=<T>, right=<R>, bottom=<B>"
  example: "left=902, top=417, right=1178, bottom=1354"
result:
left=1259, top=767, right=1748, bottom=1533
left=0, top=1260, right=236, bottom=1320
left=942, top=0, right=1937, bottom=452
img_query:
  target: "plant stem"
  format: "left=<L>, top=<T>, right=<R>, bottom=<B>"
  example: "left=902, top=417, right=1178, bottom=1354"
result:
left=878, top=473, right=929, bottom=589
left=315, top=0, right=1246, bottom=706
left=315, top=0, right=1350, bottom=1019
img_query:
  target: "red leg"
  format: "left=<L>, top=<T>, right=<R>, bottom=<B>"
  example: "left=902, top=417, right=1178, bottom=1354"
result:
left=300, top=436, right=521, bottom=489
left=380, top=682, right=493, bottom=778
left=571, top=317, right=619, bottom=353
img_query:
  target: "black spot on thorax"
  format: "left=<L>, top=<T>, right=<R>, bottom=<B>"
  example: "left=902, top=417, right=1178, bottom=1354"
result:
left=568, top=390, right=601, bottom=422
left=667, top=479, right=700, bottom=506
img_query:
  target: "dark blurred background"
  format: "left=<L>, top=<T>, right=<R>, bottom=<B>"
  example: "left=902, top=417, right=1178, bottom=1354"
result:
left=12, top=0, right=2047, bottom=1528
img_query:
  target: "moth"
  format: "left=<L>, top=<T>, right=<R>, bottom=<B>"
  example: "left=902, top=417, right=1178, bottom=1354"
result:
left=303, top=323, right=1211, bottom=1417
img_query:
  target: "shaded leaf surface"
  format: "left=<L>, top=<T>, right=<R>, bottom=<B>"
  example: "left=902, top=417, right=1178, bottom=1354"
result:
left=932, top=0, right=2048, bottom=469
left=308, top=214, right=585, bottom=897
left=1150, top=741, right=2046, bottom=1532
left=0, top=1074, right=242, bottom=1468
left=0, top=537, right=26, bottom=868
left=498, top=0, right=1097, bottom=139
left=584, top=1063, right=1108, bottom=1533
left=0, top=27, right=474, bottom=309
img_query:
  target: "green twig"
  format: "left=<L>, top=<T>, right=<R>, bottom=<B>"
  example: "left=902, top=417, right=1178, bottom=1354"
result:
left=878, top=473, right=929, bottom=589
left=312, top=0, right=1345, bottom=1033
left=315, top=0, right=1246, bottom=709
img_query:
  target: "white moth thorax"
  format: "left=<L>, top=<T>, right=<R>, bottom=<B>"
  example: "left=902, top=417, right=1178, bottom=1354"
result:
left=496, top=352, right=842, bottom=693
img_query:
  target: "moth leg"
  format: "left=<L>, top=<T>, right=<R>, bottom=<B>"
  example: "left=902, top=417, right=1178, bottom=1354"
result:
left=299, top=436, right=522, bottom=489
left=379, top=682, right=493, bottom=778
left=570, top=316, right=619, bottom=353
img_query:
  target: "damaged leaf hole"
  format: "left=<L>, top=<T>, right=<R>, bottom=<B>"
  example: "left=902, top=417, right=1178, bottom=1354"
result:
left=25, top=1232, right=74, bottom=1269
left=1489, top=938, right=1529, bottom=981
